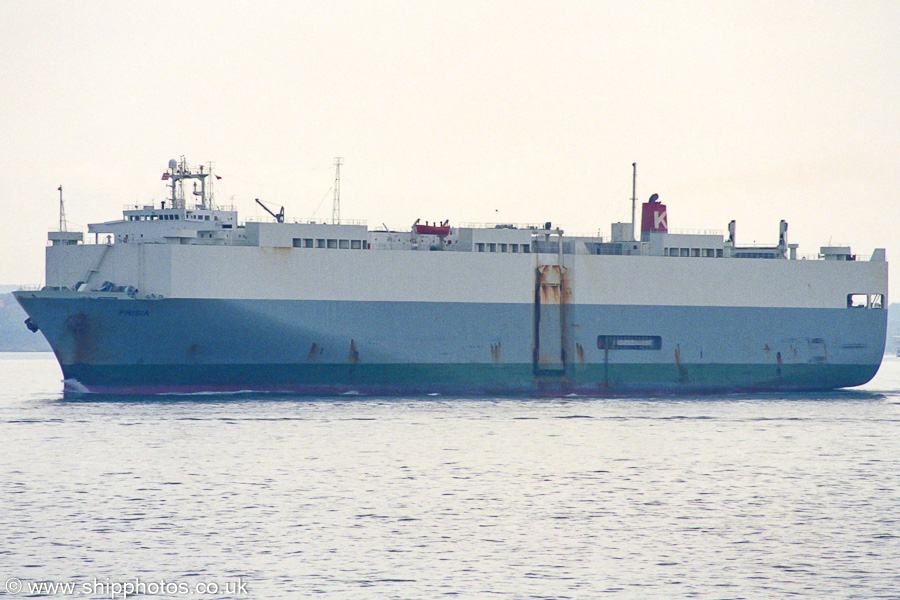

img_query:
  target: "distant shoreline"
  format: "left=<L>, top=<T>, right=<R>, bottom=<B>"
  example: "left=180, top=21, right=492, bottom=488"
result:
left=0, top=291, right=52, bottom=352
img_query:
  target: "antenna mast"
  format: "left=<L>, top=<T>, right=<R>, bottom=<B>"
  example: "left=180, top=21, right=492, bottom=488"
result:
left=332, top=157, right=343, bottom=225
left=207, top=162, right=216, bottom=209
left=165, top=157, right=208, bottom=210
left=631, top=163, right=637, bottom=241
left=58, top=185, right=67, bottom=232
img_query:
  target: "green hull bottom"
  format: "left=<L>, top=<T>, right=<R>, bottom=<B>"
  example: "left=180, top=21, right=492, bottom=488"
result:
left=60, top=361, right=881, bottom=395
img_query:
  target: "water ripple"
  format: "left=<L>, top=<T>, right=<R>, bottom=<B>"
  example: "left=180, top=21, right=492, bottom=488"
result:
left=1, top=355, right=900, bottom=598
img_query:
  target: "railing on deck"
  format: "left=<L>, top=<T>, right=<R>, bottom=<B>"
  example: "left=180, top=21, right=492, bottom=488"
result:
left=243, top=217, right=368, bottom=226
left=123, top=204, right=237, bottom=212
left=459, top=222, right=547, bottom=230
left=667, top=228, right=723, bottom=236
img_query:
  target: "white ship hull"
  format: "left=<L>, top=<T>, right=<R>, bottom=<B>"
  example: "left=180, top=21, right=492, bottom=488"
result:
left=15, top=244, right=888, bottom=395
left=16, top=159, right=887, bottom=395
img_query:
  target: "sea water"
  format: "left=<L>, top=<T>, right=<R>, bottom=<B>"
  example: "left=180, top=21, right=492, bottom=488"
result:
left=2, top=353, right=900, bottom=599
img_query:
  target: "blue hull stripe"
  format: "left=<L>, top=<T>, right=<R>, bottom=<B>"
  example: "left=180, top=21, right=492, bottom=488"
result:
left=15, top=295, right=886, bottom=395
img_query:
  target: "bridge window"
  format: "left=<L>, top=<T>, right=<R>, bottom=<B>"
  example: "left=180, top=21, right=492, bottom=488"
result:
left=351, top=240, right=362, bottom=249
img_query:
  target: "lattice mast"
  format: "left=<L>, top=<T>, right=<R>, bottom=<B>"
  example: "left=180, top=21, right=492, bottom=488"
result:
left=57, top=185, right=67, bottom=232
left=332, top=157, right=343, bottom=225
left=631, top=163, right=637, bottom=241
left=164, top=157, right=209, bottom=210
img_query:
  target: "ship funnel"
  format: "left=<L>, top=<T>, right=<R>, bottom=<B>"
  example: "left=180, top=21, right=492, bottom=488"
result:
left=640, top=194, right=667, bottom=236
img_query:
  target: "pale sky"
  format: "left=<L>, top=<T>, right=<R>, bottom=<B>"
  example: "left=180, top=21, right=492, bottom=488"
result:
left=2, top=1, right=898, bottom=298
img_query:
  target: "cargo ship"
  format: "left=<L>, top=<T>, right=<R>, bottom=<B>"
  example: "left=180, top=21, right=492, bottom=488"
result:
left=15, top=159, right=888, bottom=395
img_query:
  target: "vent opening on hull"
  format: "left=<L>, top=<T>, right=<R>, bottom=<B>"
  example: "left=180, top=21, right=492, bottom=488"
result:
left=847, top=294, right=884, bottom=309
left=597, top=335, right=663, bottom=351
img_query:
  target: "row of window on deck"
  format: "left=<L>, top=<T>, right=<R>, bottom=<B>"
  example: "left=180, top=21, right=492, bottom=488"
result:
left=288, top=239, right=535, bottom=252
left=287, top=240, right=725, bottom=256
left=292, top=238, right=367, bottom=249
left=127, top=214, right=212, bottom=221
left=475, top=243, right=532, bottom=253
left=665, top=248, right=724, bottom=258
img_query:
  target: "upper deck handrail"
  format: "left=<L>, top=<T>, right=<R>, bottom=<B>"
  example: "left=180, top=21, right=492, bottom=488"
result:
left=458, top=222, right=547, bottom=230
left=667, top=228, right=723, bottom=236
left=123, top=204, right=237, bottom=212
left=244, top=217, right=369, bottom=226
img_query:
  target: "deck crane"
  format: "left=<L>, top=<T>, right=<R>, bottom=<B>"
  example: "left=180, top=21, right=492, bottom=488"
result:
left=255, top=198, right=284, bottom=223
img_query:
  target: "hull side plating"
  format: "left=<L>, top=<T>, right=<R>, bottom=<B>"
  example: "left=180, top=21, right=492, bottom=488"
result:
left=15, top=294, right=886, bottom=395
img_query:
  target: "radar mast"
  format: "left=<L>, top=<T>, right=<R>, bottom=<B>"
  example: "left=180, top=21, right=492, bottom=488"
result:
left=164, top=157, right=209, bottom=209
left=332, top=157, right=343, bottom=224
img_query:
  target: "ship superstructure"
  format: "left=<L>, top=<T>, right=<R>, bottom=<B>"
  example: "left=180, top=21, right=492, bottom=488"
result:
left=15, top=159, right=888, bottom=395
